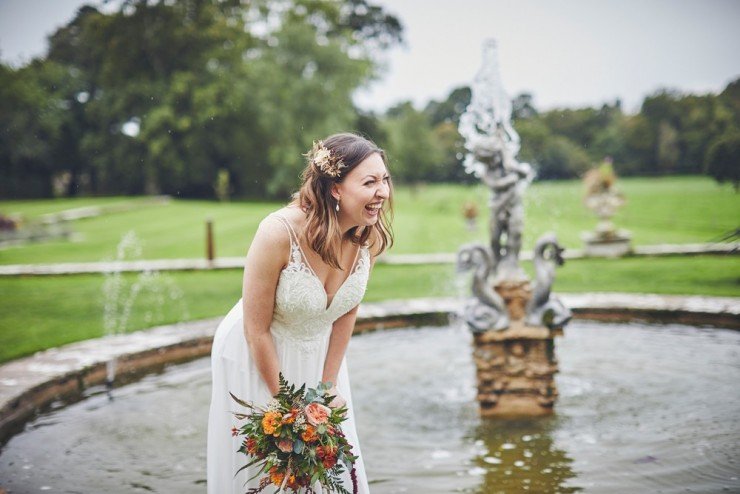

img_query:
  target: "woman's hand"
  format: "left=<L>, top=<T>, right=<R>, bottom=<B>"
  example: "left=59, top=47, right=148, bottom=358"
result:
left=327, top=386, right=347, bottom=409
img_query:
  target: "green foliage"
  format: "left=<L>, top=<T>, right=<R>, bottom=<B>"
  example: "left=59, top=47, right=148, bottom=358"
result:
left=704, top=131, right=740, bottom=190
left=2, top=0, right=738, bottom=199
left=382, top=102, right=446, bottom=184
left=424, top=86, right=471, bottom=126
left=537, top=136, right=592, bottom=179
left=0, top=0, right=401, bottom=199
left=214, top=168, right=231, bottom=202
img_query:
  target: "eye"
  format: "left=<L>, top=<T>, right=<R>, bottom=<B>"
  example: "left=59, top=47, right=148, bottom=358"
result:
left=364, top=180, right=375, bottom=186
left=382, top=176, right=390, bottom=183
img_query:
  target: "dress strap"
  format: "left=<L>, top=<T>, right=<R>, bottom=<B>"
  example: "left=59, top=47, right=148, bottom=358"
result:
left=348, top=243, right=362, bottom=274
left=351, top=245, right=370, bottom=275
left=270, top=213, right=319, bottom=277
left=270, top=213, right=298, bottom=248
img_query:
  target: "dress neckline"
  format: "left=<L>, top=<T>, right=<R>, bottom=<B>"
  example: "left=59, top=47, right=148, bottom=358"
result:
left=273, top=213, right=364, bottom=311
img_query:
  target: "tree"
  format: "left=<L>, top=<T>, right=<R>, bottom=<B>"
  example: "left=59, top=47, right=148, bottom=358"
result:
left=536, top=136, right=592, bottom=180
left=704, top=131, right=740, bottom=190
left=0, top=60, right=75, bottom=198
left=0, top=0, right=403, bottom=199
left=382, top=102, right=444, bottom=184
left=656, top=120, right=680, bottom=172
left=424, top=86, right=471, bottom=126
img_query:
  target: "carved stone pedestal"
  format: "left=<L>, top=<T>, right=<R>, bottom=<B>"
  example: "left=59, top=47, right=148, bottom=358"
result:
left=473, top=280, right=560, bottom=417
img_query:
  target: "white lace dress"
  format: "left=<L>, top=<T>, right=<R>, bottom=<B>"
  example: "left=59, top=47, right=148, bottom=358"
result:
left=207, top=214, right=371, bottom=493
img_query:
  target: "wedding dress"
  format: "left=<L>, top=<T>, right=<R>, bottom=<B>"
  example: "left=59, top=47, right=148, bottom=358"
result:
left=207, top=213, right=371, bottom=493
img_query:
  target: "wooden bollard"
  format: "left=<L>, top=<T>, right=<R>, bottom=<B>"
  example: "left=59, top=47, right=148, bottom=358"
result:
left=206, top=218, right=215, bottom=262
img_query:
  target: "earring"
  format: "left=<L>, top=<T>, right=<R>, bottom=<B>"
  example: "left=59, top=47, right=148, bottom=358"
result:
left=335, top=199, right=340, bottom=212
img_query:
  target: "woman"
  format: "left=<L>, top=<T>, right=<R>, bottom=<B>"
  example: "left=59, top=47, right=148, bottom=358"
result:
left=207, top=132, right=393, bottom=493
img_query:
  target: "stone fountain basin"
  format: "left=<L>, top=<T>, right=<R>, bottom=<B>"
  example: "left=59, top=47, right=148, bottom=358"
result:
left=1, top=316, right=739, bottom=493
left=0, top=293, right=738, bottom=449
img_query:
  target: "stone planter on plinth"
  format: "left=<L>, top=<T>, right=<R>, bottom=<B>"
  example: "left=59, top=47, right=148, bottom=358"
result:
left=581, top=159, right=632, bottom=257
left=582, top=229, right=633, bottom=257
left=472, top=280, right=560, bottom=416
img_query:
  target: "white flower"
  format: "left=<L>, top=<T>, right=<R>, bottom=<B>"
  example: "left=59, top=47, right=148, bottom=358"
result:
left=265, top=399, right=281, bottom=412
left=310, top=141, right=345, bottom=177
left=292, top=413, right=306, bottom=432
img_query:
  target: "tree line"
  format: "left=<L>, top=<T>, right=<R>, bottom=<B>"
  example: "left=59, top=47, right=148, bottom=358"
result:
left=382, top=80, right=740, bottom=189
left=0, top=0, right=402, bottom=199
left=1, top=0, right=737, bottom=200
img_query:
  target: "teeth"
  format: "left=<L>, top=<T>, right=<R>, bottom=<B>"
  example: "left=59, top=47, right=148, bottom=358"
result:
left=366, top=203, right=382, bottom=210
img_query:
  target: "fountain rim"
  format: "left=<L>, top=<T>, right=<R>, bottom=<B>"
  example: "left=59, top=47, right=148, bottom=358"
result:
left=1, top=292, right=738, bottom=447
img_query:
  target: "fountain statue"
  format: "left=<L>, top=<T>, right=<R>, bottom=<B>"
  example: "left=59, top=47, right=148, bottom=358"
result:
left=457, top=39, right=572, bottom=416
left=581, top=157, right=633, bottom=257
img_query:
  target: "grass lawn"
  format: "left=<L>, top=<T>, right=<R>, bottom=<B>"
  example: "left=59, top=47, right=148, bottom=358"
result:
left=0, top=176, right=738, bottom=363
left=1, top=254, right=737, bottom=363
left=1, top=176, right=738, bottom=264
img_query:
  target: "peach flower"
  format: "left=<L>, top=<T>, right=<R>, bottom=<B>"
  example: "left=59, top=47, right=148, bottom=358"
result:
left=304, top=402, right=331, bottom=426
left=277, top=438, right=293, bottom=453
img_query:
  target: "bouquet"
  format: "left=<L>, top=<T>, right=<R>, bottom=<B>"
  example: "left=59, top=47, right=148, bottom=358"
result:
left=230, top=374, right=358, bottom=493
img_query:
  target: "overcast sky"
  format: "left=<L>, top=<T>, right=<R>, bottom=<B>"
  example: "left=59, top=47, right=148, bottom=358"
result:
left=1, top=0, right=739, bottom=114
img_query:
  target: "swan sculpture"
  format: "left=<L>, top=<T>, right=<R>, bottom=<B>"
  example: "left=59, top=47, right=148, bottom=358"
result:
left=456, top=243, right=510, bottom=332
left=524, top=233, right=572, bottom=330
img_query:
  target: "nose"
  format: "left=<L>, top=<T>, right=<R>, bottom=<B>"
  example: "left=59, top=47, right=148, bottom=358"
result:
left=376, top=182, right=389, bottom=199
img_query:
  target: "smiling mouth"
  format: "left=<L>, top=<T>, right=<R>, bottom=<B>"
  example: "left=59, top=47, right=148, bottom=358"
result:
left=365, top=203, right=382, bottom=212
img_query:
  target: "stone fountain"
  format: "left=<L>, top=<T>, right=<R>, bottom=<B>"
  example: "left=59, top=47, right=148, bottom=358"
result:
left=457, top=39, right=572, bottom=417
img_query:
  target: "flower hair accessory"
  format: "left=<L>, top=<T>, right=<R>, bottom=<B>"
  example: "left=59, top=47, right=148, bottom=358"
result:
left=308, top=140, right=346, bottom=178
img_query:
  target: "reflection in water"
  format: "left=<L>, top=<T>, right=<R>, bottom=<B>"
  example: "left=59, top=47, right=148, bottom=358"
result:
left=470, top=418, right=580, bottom=493
left=1, top=322, right=739, bottom=493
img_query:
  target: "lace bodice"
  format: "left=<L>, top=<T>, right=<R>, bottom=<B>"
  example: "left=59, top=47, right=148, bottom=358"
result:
left=270, top=214, right=370, bottom=352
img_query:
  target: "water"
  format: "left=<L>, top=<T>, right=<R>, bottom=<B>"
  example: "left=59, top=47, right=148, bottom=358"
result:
left=1, top=321, right=739, bottom=493
left=102, top=231, right=188, bottom=387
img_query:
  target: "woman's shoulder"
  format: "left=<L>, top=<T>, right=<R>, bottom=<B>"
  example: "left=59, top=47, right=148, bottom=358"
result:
left=253, top=208, right=296, bottom=247
left=265, top=205, right=306, bottom=231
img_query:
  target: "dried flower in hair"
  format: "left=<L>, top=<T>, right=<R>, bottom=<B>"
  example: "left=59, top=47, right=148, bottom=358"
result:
left=309, top=141, right=346, bottom=178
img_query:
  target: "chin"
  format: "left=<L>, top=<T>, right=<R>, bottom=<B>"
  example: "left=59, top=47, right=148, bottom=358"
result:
left=361, top=213, right=380, bottom=226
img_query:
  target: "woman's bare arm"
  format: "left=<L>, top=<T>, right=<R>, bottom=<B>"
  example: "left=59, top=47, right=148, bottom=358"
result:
left=322, top=304, right=360, bottom=387
left=322, top=252, right=377, bottom=388
left=242, top=216, right=289, bottom=396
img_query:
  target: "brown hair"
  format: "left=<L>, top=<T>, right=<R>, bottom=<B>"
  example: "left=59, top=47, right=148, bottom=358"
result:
left=292, top=132, right=394, bottom=269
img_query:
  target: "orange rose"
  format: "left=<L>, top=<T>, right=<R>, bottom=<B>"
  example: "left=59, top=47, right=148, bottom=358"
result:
left=269, top=466, right=284, bottom=486
left=282, top=408, right=299, bottom=425
left=300, top=424, right=318, bottom=443
left=261, top=411, right=282, bottom=436
left=304, top=402, right=331, bottom=426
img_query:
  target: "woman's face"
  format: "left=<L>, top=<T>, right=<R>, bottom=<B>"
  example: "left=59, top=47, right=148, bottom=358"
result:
left=332, top=152, right=390, bottom=228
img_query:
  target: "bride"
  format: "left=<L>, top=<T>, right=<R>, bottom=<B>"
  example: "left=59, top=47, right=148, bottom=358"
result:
left=207, top=133, right=393, bottom=493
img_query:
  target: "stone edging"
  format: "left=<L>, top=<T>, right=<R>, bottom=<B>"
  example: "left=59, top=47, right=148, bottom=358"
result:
left=0, top=242, right=736, bottom=276
left=1, top=293, right=738, bottom=447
